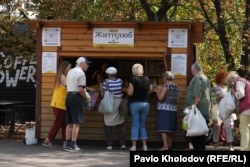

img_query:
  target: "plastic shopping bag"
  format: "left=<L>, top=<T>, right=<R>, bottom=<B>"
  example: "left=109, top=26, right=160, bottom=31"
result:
left=219, top=91, right=236, bottom=120
left=186, top=105, right=209, bottom=137
left=24, top=122, right=37, bottom=145
left=98, top=91, right=114, bottom=114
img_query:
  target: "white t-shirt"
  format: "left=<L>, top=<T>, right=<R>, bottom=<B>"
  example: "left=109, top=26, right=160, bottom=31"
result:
left=66, top=66, right=86, bottom=92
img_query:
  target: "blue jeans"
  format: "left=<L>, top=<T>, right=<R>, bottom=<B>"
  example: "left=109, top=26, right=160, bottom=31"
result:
left=130, top=102, right=150, bottom=140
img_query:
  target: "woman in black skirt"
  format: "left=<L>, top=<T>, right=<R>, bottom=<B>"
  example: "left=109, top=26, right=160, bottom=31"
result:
left=155, top=71, right=179, bottom=151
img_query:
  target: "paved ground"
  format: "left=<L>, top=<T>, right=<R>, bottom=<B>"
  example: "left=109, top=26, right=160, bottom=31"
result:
left=0, top=139, right=242, bottom=167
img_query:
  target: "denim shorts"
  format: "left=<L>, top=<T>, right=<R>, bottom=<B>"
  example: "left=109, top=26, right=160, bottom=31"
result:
left=65, top=92, right=84, bottom=124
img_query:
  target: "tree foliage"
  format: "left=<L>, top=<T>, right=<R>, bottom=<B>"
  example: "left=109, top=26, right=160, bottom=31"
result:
left=0, top=0, right=249, bottom=78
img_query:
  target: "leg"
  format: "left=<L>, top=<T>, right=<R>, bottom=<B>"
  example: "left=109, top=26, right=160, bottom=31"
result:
left=167, top=133, right=173, bottom=149
left=191, top=135, right=206, bottom=151
left=105, top=125, right=113, bottom=147
left=158, top=133, right=168, bottom=150
left=239, top=114, right=250, bottom=151
left=116, top=123, right=125, bottom=146
left=213, top=123, right=221, bottom=147
left=46, top=107, right=66, bottom=143
left=223, top=117, right=234, bottom=150
left=130, top=103, right=140, bottom=149
left=65, top=123, right=73, bottom=147
left=139, top=103, right=150, bottom=147
left=71, top=123, right=80, bottom=147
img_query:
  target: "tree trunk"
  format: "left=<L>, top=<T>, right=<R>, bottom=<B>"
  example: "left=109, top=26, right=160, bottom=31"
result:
left=241, top=0, right=250, bottom=68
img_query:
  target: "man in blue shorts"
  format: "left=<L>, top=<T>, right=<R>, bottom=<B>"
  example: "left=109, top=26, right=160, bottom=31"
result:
left=64, top=56, right=91, bottom=152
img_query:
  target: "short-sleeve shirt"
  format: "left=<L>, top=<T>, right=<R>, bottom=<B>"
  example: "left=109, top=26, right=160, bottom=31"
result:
left=184, top=74, right=211, bottom=120
left=102, top=78, right=123, bottom=96
left=129, top=76, right=150, bottom=103
left=66, top=66, right=86, bottom=92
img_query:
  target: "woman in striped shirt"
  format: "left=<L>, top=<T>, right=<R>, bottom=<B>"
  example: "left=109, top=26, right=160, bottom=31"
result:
left=101, top=67, right=126, bottom=150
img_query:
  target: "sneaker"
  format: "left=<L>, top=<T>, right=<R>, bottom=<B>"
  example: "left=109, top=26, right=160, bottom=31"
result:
left=64, top=145, right=74, bottom=152
left=142, top=145, right=148, bottom=151
left=106, top=146, right=112, bottom=150
left=121, top=145, right=126, bottom=150
left=129, top=146, right=136, bottom=151
left=75, top=145, right=81, bottom=151
left=228, top=147, right=234, bottom=151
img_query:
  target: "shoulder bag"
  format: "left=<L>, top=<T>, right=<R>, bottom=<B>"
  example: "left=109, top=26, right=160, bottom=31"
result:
left=98, top=80, right=114, bottom=114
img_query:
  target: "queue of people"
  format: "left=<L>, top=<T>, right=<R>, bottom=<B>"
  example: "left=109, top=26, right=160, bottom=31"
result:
left=42, top=56, right=250, bottom=152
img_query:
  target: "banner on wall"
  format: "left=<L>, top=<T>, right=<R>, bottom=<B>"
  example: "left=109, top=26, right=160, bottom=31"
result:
left=93, top=28, right=134, bottom=47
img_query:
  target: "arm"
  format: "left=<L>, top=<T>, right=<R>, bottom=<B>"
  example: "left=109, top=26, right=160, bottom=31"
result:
left=127, top=83, right=134, bottom=96
left=156, top=85, right=167, bottom=101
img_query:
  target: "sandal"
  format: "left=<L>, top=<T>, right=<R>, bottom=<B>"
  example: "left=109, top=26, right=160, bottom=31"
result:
left=158, top=146, right=168, bottom=151
left=42, top=142, right=56, bottom=148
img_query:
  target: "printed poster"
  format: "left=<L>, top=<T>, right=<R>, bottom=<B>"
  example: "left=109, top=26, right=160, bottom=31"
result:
left=42, top=52, right=57, bottom=73
left=171, top=54, right=187, bottom=76
left=168, top=29, right=188, bottom=48
left=42, top=28, right=61, bottom=46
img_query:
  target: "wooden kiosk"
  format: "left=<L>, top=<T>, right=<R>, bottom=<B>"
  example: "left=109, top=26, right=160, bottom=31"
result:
left=28, top=20, right=204, bottom=143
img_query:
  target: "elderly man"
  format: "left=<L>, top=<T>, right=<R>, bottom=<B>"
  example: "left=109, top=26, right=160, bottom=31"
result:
left=227, top=71, right=250, bottom=151
left=184, top=62, right=211, bottom=151
left=64, top=56, right=91, bottom=152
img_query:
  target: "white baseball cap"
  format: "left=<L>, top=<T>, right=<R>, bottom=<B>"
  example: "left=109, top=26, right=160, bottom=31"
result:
left=76, top=57, right=92, bottom=64
left=105, top=67, right=117, bottom=74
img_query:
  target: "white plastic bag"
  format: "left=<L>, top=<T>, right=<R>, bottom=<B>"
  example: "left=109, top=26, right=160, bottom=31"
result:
left=219, top=91, right=236, bottom=120
left=186, top=105, right=209, bottom=137
left=98, top=91, right=114, bottom=114
left=24, top=122, right=37, bottom=145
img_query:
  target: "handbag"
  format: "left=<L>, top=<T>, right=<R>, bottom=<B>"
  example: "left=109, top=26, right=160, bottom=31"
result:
left=98, top=80, right=114, bottom=114
left=186, top=105, right=209, bottom=137
left=218, top=91, right=236, bottom=120
left=119, top=97, right=129, bottom=116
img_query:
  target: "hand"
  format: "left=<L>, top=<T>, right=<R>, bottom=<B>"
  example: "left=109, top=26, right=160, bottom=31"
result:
left=84, top=98, right=89, bottom=103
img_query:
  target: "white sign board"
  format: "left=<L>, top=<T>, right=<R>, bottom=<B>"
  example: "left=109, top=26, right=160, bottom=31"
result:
left=168, top=29, right=188, bottom=48
left=93, top=28, right=134, bottom=47
left=42, top=28, right=61, bottom=46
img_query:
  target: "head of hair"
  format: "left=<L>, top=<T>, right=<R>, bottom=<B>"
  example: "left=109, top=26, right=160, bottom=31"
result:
left=132, top=63, right=144, bottom=76
left=55, top=60, right=71, bottom=86
left=226, top=71, right=239, bottom=81
left=191, top=62, right=203, bottom=72
left=162, top=71, right=174, bottom=81
left=215, top=70, right=228, bottom=84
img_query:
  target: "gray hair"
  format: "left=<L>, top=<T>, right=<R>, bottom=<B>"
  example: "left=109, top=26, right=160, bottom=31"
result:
left=162, top=71, right=174, bottom=80
left=227, top=71, right=239, bottom=80
left=191, top=62, right=203, bottom=72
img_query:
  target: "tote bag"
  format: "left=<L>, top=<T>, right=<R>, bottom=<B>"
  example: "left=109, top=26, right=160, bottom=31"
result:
left=98, top=91, right=114, bottom=114
left=186, top=105, right=209, bottom=137
left=98, top=80, right=114, bottom=114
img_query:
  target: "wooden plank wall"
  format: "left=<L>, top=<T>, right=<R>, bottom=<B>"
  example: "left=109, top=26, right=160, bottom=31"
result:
left=37, top=21, right=203, bottom=143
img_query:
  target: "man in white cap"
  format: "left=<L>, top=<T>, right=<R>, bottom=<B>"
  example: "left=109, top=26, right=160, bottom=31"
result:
left=64, top=56, right=91, bottom=152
